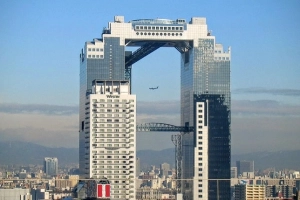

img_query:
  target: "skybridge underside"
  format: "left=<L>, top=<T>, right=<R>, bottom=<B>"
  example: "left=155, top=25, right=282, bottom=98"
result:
left=125, top=39, right=192, bottom=68
left=136, top=122, right=194, bottom=132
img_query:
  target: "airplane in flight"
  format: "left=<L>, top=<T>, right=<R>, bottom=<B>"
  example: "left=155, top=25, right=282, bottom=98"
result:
left=149, top=86, right=159, bottom=90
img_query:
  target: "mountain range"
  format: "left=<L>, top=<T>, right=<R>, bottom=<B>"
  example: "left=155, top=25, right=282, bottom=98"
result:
left=0, top=141, right=299, bottom=170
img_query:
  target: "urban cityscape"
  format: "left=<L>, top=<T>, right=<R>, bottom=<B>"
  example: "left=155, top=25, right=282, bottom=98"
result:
left=1, top=1, right=300, bottom=200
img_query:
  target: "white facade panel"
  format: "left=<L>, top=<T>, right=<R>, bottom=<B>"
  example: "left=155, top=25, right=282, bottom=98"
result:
left=193, top=102, right=208, bottom=200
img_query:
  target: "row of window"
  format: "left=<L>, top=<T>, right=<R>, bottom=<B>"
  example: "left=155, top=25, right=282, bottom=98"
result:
left=91, top=133, right=134, bottom=137
left=92, top=143, right=134, bottom=147
left=88, top=48, right=104, bottom=52
left=112, top=195, right=135, bottom=199
left=113, top=185, right=134, bottom=189
left=92, top=150, right=134, bottom=154
left=92, top=128, right=134, bottom=132
left=87, top=54, right=104, bottom=58
left=93, top=109, right=134, bottom=112
left=215, top=57, right=230, bottom=60
left=93, top=121, right=134, bottom=125
left=135, top=25, right=183, bottom=31
left=93, top=139, right=134, bottom=143
left=93, top=160, right=134, bottom=165
left=92, top=99, right=134, bottom=103
left=94, top=104, right=134, bottom=108
left=97, top=155, right=134, bottom=159
left=136, top=32, right=183, bottom=36
left=92, top=114, right=134, bottom=118
left=89, top=179, right=133, bottom=184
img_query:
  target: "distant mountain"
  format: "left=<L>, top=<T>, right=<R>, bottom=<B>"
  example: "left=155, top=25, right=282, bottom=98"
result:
left=137, top=148, right=175, bottom=169
left=231, top=150, right=300, bottom=170
left=0, top=141, right=78, bottom=165
left=0, top=141, right=299, bottom=171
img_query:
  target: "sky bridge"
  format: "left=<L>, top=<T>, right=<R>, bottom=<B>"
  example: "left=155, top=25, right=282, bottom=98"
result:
left=136, top=122, right=194, bottom=132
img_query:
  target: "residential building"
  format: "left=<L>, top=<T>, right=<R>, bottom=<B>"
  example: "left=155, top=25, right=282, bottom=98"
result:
left=234, top=185, right=265, bottom=200
left=80, top=80, right=136, bottom=199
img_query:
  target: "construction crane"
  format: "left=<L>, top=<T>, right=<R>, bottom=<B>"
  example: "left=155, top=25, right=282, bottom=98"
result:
left=136, top=122, right=194, bottom=193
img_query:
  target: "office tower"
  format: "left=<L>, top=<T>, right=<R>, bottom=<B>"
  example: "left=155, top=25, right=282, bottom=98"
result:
left=234, top=185, right=265, bottom=200
left=44, top=157, right=58, bottom=176
left=231, top=167, right=237, bottom=178
left=79, top=16, right=231, bottom=200
left=236, top=160, right=254, bottom=176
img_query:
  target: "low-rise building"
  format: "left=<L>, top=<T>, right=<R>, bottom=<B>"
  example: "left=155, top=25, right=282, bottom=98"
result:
left=234, top=184, right=265, bottom=200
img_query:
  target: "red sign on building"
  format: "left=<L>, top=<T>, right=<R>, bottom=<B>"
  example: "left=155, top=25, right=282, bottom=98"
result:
left=97, top=184, right=110, bottom=198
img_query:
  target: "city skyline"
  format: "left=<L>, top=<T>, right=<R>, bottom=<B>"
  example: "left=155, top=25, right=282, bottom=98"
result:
left=0, top=1, right=300, bottom=154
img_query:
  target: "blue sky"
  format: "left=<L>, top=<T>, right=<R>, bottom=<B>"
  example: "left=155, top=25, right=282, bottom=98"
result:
left=0, top=0, right=299, bottom=153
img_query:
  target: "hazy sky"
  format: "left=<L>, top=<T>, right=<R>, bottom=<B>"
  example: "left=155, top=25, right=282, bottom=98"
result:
left=0, top=0, right=299, bottom=154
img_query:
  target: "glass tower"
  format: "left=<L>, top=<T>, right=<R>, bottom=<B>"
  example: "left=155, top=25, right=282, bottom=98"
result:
left=181, top=39, right=231, bottom=199
left=44, top=157, right=58, bottom=176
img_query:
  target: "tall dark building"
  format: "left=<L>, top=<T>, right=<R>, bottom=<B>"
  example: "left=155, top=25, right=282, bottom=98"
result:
left=236, top=160, right=254, bottom=176
left=79, top=16, right=231, bottom=200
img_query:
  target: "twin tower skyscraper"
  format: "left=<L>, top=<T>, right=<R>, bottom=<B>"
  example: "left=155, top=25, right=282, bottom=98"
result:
left=79, top=16, right=231, bottom=200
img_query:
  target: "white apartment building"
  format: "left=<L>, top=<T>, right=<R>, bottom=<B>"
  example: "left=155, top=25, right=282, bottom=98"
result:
left=83, top=80, right=136, bottom=200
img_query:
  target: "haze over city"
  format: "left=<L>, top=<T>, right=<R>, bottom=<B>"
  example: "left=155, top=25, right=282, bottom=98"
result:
left=0, top=0, right=300, bottom=154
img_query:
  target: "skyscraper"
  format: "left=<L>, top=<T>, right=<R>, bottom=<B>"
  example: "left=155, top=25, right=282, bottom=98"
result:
left=160, top=162, right=171, bottom=178
left=80, top=80, right=136, bottom=199
left=79, top=16, right=231, bottom=200
left=44, top=157, right=58, bottom=176
left=236, top=160, right=254, bottom=176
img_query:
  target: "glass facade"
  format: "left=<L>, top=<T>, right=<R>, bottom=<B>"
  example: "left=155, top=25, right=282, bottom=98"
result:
left=44, top=157, right=58, bottom=176
left=181, top=38, right=231, bottom=200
